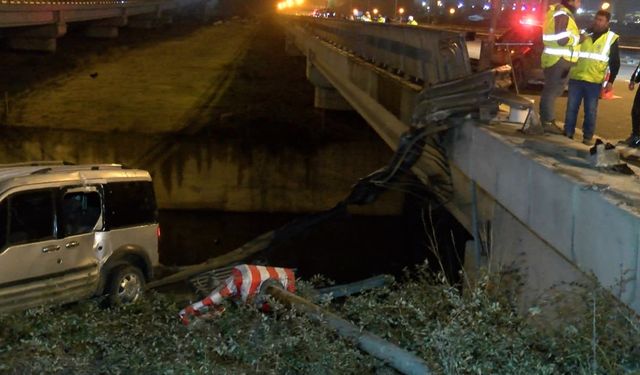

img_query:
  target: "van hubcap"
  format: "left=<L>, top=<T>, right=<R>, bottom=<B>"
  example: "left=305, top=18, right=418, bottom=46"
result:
left=117, top=273, right=141, bottom=303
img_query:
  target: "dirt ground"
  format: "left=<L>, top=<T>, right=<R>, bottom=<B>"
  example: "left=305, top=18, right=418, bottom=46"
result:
left=2, top=19, right=257, bottom=133
left=0, top=15, right=377, bottom=144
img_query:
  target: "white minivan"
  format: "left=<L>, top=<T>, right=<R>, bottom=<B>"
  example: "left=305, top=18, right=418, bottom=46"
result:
left=0, top=162, right=160, bottom=313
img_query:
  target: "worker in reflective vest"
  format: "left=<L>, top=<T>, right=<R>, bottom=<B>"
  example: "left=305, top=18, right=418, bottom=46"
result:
left=626, top=63, right=640, bottom=147
left=179, top=264, right=296, bottom=326
left=563, top=10, right=619, bottom=145
left=539, top=0, right=582, bottom=134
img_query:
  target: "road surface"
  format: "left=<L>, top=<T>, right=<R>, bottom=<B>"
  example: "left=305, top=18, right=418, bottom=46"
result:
left=519, top=61, right=639, bottom=142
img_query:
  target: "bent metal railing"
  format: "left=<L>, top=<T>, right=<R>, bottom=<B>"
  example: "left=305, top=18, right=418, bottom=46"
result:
left=289, top=16, right=472, bottom=87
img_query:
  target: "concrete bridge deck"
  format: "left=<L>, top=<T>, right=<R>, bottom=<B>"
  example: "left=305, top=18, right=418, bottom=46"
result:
left=0, top=0, right=216, bottom=51
left=281, top=16, right=640, bottom=313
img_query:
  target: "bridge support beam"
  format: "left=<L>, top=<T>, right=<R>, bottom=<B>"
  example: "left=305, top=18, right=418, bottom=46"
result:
left=8, top=22, right=67, bottom=52
left=85, top=16, right=127, bottom=38
left=306, top=58, right=352, bottom=111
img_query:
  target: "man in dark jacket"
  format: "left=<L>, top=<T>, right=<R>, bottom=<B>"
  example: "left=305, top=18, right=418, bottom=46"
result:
left=626, top=63, right=640, bottom=147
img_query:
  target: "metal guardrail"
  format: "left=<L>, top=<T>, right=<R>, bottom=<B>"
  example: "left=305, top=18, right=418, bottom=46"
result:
left=0, top=0, right=203, bottom=28
left=291, top=17, right=471, bottom=86
left=438, top=22, right=640, bottom=51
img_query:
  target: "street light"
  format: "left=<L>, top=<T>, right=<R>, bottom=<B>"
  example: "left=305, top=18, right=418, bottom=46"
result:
left=601, top=2, right=610, bottom=10
left=449, top=7, right=455, bottom=14
left=373, top=8, right=379, bottom=15
left=398, top=7, right=405, bottom=15
left=353, top=8, right=359, bottom=16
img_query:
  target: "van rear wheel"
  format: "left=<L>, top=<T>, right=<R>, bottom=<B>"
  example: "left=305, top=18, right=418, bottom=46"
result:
left=106, top=265, right=145, bottom=306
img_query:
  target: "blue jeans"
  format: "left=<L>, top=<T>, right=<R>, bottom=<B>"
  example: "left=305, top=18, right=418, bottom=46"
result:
left=564, top=79, right=601, bottom=139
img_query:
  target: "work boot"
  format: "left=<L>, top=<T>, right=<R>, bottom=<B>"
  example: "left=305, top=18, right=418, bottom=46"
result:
left=564, top=132, right=574, bottom=139
left=582, top=137, right=595, bottom=146
left=629, top=135, right=640, bottom=148
left=542, top=121, right=564, bottom=135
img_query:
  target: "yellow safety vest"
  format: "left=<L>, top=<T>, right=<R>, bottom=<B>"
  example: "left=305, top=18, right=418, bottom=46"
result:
left=408, top=20, right=417, bottom=25
left=570, top=30, right=618, bottom=83
left=541, top=4, right=581, bottom=68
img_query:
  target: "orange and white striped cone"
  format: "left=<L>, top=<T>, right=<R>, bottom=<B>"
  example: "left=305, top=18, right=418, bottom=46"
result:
left=179, top=264, right=296, bottom=326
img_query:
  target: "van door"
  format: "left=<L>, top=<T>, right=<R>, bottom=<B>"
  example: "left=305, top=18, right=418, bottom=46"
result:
left=0, top=189, right=67, bottom=311
left=57, top=187, right=102, bottom=289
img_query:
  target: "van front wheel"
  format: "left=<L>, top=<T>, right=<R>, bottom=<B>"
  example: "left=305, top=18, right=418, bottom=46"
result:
left=106, top=265, right=145, bottom=306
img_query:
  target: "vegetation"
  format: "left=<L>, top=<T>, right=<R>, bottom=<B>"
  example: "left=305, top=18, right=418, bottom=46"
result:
left=1, top=268, right=639, bottom=374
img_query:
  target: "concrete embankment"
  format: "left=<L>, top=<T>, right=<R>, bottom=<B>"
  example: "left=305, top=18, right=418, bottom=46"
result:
left=0, top=16, right=400, bottom=214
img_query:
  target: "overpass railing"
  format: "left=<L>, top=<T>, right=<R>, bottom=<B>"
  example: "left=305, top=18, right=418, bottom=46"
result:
left=0, top=0, right=204, bottom=29
left=289, top=17, right=472, bottom=87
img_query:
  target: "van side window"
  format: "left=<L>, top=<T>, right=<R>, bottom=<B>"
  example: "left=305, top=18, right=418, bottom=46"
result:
left=61, top=192, right=101, bottom=237
left=103, top=181, right=157, bottom=229
left=7, top=190, right=55, bottom=246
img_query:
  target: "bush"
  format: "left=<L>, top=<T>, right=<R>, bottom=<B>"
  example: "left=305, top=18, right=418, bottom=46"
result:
left=0, top=268, right=639, bottom=374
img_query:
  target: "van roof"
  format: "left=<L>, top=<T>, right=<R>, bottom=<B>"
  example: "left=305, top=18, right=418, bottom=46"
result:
left=0, top=162, right=151, bottom=194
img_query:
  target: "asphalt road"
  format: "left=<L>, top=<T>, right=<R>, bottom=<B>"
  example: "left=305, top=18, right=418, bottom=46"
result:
left=517, top=62, right=639, bottom=142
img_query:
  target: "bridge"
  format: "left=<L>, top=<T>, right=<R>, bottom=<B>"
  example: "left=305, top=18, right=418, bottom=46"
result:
left=0, top=0, right=217, bottom=51
left=282, top=16, right=640, bottom=314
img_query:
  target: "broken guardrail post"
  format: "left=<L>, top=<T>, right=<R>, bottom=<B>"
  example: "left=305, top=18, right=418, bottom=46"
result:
left=265, top=285, right=432, bottom=375
left=314, top=275, right=394, bottom=300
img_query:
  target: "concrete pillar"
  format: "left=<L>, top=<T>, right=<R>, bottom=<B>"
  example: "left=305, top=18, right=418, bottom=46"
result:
left=8, top=23, right=66, bottom=52
left=85, top=16, right=127, bottom=38
left=306, top=58, right=352, bottom=111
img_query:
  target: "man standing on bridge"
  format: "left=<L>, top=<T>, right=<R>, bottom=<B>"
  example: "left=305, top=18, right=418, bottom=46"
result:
left=563, top=10, right=619, bottom=145
left=625, top=63, right=640, bottom=147
left=539, top=0, right=583, bottom=134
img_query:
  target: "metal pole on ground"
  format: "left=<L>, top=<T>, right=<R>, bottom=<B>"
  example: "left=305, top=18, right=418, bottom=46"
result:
left=266, top=285, right=432, bottom=375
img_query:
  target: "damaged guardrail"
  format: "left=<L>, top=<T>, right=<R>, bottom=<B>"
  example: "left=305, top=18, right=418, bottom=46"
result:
left=288, top=16, right=471, bottom=86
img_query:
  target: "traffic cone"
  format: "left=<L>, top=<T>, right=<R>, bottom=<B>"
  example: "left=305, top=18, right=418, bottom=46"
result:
left=601, top=71, right=614, bottom=100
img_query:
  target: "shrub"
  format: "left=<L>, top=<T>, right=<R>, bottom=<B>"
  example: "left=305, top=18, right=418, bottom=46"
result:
left=0, top=268, right=638, bottom=374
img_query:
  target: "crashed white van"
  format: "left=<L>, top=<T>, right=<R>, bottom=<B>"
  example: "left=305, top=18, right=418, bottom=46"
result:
left=0, top=162, right=160, bottom=313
